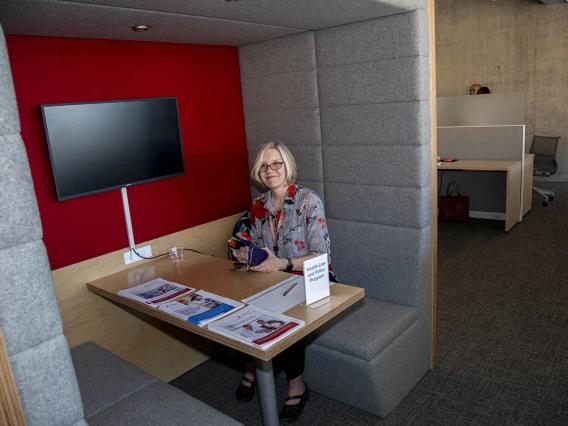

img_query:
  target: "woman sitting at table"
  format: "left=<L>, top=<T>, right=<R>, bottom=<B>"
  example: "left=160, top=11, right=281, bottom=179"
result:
left=234, top=140, right=336, bottom=423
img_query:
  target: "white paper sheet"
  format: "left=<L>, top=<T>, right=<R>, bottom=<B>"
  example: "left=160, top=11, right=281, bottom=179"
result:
left=242, top=275, right=305, bottom=313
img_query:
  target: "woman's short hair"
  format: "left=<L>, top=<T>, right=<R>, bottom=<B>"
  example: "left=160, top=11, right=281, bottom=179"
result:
left=250, top=141, right=297, bottom=191
left=477, top=86, right=491, bottom=94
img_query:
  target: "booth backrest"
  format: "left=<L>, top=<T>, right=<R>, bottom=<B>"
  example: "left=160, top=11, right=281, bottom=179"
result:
left=0, top=24, right=87, bottom=426
left=239, top=31, right=324, bottom=201
left=239, top=9, right=431, bottom=313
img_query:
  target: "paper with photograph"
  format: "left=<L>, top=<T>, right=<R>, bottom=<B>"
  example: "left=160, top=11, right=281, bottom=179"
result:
left=207, top=305, right=304, bottom=350
left=117, top=278, right=195, bottom=307
left=159, top=290, right=245, bottom=326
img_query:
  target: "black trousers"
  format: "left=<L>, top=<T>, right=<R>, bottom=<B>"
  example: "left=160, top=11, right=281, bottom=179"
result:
left=243, top=340, right=305, bottom=380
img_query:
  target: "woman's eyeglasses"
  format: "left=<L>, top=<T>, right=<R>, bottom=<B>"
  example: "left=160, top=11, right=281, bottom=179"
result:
left=260, top=161, right=284, bottom=172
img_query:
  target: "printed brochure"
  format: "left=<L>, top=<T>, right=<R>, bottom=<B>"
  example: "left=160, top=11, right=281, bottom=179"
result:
left=117, top=278, right=194, bottom=307
left=207, top=305, right=304, bottom=350
left=159, top=290, right=245, bottom=326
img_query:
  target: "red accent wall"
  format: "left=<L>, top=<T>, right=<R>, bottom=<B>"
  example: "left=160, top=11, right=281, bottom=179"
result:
left=6, top=36, right=251, bottom=270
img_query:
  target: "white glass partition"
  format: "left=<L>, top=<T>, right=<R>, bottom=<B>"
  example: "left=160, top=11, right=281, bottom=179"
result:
left=437, top=93, right=524, bottom=127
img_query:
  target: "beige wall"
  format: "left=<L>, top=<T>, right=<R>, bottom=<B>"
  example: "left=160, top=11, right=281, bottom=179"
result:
left=435, top=0, right=568, bottom=180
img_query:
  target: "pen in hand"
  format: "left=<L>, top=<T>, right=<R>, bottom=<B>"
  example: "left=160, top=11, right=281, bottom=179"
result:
left=283, top=282, right=298, bottom=297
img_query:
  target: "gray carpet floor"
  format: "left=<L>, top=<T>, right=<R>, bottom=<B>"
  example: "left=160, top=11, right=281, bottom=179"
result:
left=170, top=182, right=568, bottom=425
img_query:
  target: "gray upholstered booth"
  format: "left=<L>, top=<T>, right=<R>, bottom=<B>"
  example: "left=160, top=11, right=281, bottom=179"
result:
left=0, top=24, right=242, bottom=426
left=239, top=6, right=432, bottom=418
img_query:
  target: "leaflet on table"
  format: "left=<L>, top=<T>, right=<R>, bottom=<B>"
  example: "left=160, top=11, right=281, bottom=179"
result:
left=158, top=290, right=245, bottom=326
left=241, top=275, right=305, bottom=313
left=207, top=305, right=304, bottom=350
left=117, top=278, right=195, bottom=307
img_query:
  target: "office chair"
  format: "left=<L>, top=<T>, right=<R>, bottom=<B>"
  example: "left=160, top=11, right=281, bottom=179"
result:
left=530, top=135, right=560, bottom=207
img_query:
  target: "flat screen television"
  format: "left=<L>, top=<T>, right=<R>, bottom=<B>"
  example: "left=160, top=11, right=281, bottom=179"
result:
left=40, top=97, right=185, bottom=201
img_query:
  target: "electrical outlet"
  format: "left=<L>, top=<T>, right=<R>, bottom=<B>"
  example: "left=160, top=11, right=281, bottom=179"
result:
left=123, top=245, right=153, bottom=265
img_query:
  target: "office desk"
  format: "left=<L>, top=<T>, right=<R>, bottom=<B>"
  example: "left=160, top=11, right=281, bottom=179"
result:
left=437, top=154, right=534, bottom=232
left=87, top=251, right=364, bottom=426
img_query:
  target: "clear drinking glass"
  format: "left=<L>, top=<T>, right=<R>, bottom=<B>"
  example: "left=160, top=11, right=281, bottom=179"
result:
left=168, top=246, right=185, bottom=263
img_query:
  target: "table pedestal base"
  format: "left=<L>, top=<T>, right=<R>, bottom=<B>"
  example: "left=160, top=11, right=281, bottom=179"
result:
left=254, top=358, right=279, bottom=426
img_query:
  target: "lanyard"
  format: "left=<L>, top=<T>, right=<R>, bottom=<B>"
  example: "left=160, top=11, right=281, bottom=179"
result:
left=268, top=211, right=284, bottom=256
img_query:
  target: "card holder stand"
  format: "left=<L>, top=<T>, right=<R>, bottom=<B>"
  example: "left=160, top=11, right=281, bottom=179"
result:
left=301, top=296, right=336, bottom=310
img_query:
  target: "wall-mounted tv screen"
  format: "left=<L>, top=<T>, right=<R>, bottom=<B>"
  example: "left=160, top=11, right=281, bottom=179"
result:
left=41, top=97, right=185, bottom=201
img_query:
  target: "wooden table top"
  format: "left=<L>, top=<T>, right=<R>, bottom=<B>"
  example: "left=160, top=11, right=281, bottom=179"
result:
left=437, top=159, right=521, bottom=171
left=87, top=251, right=364, bottom=361
left=437, top=154, right=534, bottom=172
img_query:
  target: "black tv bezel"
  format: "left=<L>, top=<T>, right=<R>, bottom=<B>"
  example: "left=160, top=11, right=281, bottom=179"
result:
left=40, top=97, right=186, bottom=202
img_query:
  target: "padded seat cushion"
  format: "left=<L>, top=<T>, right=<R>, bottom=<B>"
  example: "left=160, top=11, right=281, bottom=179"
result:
left=87, top=381, right=243, bottom=426
left=307, top=297, right=417, bottom=361
left=71, top=342, right=158, bottom=418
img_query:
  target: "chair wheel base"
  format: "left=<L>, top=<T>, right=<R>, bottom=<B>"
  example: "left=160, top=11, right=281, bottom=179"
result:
left=543, top=202, right=549, bottom=207
left=549, top=196, right=554, bottom=201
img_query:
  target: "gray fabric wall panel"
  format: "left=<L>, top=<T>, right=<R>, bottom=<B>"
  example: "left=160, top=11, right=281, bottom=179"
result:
left=0, top=241, right=62, bottom=356
left=321, top=101, right=430, bottom=146
left=244, top=108, right=321, bottom=146
left=297, top=180, right=324, bottom=203
left=326, top=183, right=431, bottom=229
left=238, top=32, right=316, bottom=79
left=0, top=26, right=19, bottom=136
left=239, top=30, right=322, bottom=203
left=290, top=145, right=324, bottom=182
left=10, top=335, right=85, bottom=426
left=241, top=69, right=318, bottom=112
left=324, top=145, right=430, bottom=188
left=0, top=133, right=43, bottom=251
left=329, top=219, right=431, bottom=307
left=249, top=185, right=262, bottom=202
left=315, top=10, right=429, bottom=67
left=318, top=56, right=430, bottom=106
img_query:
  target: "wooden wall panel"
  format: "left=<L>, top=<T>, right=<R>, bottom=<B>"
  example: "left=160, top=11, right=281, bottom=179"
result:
left=429, top=0, right=438, bottom=368
left=0, top=330, right=26, bottom=426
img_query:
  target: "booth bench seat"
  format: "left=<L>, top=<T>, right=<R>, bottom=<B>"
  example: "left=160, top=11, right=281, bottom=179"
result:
left=71, top=342, right=241, bottom=426
left=308, top=298, right=417, bottom=361
left=304, top=296, right=429, bottom=417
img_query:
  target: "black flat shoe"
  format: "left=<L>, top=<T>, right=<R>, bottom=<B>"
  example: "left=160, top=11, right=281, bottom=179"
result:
left=235, top=376, right=256, bottom=402
left=279, top=385, right=309, bottom=424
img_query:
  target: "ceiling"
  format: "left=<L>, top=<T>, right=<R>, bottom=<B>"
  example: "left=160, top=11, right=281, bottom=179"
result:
left=0, top=0, right=425, bottom=46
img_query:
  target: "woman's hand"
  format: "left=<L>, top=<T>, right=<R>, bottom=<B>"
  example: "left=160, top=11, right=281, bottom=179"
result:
left=234, top=246, right=249, bottom=264
left=250, top=247, right=287, bottom=273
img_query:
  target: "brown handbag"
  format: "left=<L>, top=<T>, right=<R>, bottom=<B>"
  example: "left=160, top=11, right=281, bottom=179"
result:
left=438, top=181, right=470, bottom=221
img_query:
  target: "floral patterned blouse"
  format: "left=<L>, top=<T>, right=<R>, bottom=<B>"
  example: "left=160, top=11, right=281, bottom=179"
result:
left=249, top=184, right=335, bottom=278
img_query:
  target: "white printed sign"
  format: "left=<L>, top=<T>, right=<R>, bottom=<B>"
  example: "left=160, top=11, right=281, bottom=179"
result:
left=302, top=253, right=330, bottom=305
